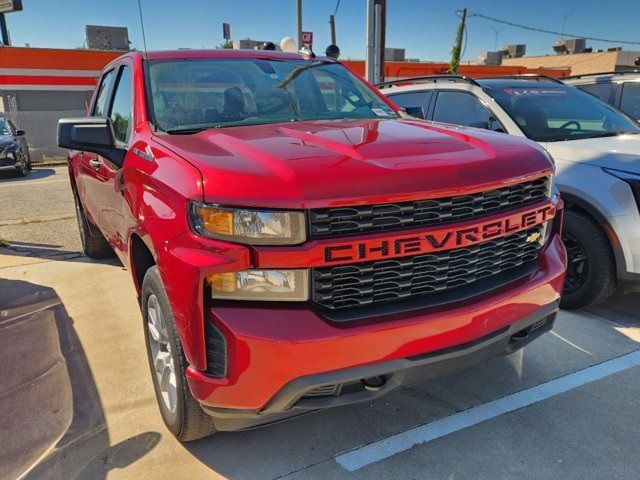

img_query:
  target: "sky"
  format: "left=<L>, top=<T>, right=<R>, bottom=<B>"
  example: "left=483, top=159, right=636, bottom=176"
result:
left=6, top=0, right=640, bottom=61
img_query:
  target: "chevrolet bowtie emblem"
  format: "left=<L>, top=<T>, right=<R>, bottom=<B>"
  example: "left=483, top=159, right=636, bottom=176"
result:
left=526, top=231, right=542, bottom=243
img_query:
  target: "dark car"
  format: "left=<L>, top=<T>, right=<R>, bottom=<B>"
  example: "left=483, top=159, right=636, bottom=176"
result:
left=0, top=117, right=31, bottom=177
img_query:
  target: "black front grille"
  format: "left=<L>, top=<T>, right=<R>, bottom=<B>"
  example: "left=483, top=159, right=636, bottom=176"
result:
left=309, top=177, right=549, bottom=238
left=312, top=226, right=544, bottom=312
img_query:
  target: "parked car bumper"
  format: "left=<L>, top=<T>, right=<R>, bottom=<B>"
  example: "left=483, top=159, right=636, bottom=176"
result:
left=184, top=234, right=567, bottom=430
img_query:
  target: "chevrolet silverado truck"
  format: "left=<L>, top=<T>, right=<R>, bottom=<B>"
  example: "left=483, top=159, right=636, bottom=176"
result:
left=57, top=50, right=566, bottom=441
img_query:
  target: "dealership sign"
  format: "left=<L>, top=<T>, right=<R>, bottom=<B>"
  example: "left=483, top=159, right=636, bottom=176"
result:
left=301, top=31, right=313, bottom=46
left=0, top=0, right=22, bottom=14
left=222, top=22, right=231, bottom=40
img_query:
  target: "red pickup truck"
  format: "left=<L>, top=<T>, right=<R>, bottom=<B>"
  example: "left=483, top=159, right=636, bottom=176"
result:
left=58, top=50, right=566, bottom=441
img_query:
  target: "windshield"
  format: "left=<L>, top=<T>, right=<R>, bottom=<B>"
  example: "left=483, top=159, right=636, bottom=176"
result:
left=147, top=58, right=397, bottom=133
left=487, top=83, right=640, bottom=142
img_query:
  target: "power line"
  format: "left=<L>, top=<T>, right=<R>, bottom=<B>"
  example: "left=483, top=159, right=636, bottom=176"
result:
left=333, top=0, right=341, bottom=17
left=469, top=12, right=640, bottom=45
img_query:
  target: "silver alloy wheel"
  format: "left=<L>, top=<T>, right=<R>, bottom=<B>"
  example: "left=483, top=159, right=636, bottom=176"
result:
left=147, top=294, right=177, bottom=414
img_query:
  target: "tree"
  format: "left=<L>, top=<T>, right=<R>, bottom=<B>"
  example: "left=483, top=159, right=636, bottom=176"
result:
left=217, top=40, right=233, bottom=49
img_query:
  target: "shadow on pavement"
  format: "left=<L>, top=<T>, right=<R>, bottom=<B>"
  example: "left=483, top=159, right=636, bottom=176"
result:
left=0, top=167, right=58, bottom=183
left=585, top=281, right=640, bottom=327
left=0, top=277, right=158, bottom=480
left=4, top=240, right=84, bottom=260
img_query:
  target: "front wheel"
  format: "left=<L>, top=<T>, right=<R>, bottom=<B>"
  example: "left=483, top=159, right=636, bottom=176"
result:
left=15, top=153, right=28, bottom=177
left=560, top=210, right=616, bottom=309
left=141, top=266, right=217, bottom=441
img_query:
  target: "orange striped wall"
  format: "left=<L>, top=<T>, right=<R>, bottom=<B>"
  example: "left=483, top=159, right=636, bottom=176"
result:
left=342, top=60, right=571, bottom=79
left=0, top=46, right=124, bottom=70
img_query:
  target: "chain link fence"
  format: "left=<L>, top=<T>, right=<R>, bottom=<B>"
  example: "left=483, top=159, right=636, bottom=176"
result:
left=3, top=110, right=85, bottom=163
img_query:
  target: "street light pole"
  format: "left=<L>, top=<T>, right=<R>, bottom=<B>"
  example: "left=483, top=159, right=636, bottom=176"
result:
left=296, top=0, right=302, bottom=47
left=560, top=10, right=574, bottom=41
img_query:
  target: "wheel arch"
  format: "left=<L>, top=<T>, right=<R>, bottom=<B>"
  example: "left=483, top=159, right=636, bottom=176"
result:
left=130, top=232, right=157, bottom=298
left=559, top=190, right=624, bottom=278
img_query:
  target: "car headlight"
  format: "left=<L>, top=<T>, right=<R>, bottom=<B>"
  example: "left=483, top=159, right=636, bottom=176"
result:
left=547, top=173, right=557, bottom=199
left=189, top=203, right=306, bottom=245
left=207, top=269, right=309, bottom=301
left=603, top=168, right=640, bottom=208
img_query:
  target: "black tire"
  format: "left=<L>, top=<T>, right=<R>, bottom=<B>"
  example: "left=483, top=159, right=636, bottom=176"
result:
left=141, top=266, right=217, bottom=441
left=73, top=193, right=114, bottom=259
left=15, top=153, right=28, bottom=177
left=560, top=209, right=616, bottom=310
left=25, top=148, right=32, bottom=171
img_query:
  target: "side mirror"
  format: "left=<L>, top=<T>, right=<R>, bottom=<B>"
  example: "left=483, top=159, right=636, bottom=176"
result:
left=15, top=129, right=25, bottom=136
left=488, top=117, right=505, bottom=133
left=401, top=106, right=426, bottom=119
left=57, top=117, right=125, bottom=167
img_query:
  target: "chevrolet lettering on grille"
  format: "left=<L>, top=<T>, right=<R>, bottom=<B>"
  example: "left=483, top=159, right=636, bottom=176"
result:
left=322, top=202, right=556, bottom=265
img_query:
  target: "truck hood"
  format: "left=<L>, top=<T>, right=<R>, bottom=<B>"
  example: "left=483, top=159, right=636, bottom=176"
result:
left=542, top=134, right=640, bottom=174
left=154, top=119, right=553, bottom=209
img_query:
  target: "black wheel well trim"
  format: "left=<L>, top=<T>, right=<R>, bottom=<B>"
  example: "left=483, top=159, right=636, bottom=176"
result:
left=560, top=191, right=625, bottom=278
left=130, top=233, right=157, bottom=297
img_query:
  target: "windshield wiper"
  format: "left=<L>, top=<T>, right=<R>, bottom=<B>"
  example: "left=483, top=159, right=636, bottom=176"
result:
left=163, top=127, right=208, bottom=135
left=276, top=61, right=328, bottom=89
left=583, top=131, right=637, bottom=139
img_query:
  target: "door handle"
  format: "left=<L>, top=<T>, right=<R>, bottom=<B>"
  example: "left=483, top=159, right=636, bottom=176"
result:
left=88, top=158, right=101, bottom=170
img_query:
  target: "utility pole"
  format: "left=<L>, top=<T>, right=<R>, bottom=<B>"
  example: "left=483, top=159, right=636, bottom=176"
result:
left=449, top=8, right=466, bottom=74
left=329, top=14, right=336, bottom=44
left=365, top=0, right=386, bottom=84
left=296, top=0, right=302, bottom=48
left=0, top=14, right=10, bottom=46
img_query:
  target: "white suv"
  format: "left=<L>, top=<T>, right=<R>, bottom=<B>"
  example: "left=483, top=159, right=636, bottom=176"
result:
left=380, top=75, right=640, bottom=309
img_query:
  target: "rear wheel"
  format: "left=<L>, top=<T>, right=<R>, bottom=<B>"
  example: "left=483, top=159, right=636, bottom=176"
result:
left=73, top=193, right=114, bottom=259
left=142, top=266, right=217, bottom=441
left=560, top=210, right=616, bottom=309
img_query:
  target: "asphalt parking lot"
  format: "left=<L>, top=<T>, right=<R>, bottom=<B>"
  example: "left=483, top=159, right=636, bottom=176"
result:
left=1, top=166, right=640, bottom=480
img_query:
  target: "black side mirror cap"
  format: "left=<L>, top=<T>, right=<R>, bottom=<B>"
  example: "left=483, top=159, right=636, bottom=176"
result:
left=403, top=106, right=426, bottom=119
left=57, top=117, right=125, bottom=167
left=15, top=129, right=25, bottom=136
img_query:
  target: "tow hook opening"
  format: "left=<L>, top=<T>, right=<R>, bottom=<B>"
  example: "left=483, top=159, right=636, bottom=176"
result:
left=504, top=313, right=556, bottom=354
left=362, top=375, right=387, bottom=392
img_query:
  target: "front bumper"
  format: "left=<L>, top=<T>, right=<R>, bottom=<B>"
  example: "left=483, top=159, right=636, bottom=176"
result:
left=200, top=302, right=558, bottom=431
left=184, top=234, right=566, bottom=429
left=0, top=154, right=18, bottom=169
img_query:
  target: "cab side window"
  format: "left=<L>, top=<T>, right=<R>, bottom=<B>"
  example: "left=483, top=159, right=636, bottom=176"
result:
left=93, top=70, right=115, bottom=117
left=109, top=66, right=133, bottom=144
left=433, top=91, right=493, bottom=129
left=620, top=82, right=640, bottom=120
left=578, top=82, right=613, bottom=103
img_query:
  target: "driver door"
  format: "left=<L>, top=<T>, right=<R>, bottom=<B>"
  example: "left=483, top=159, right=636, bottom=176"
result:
left=81, top=63, right=133, bottom=254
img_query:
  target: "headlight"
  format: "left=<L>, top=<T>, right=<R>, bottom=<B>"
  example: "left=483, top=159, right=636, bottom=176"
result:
left=603, top=168, right=640, bottom=208
left=189, top=203, right=306, bottom=245
left=207, top=269, right=309, bottom=301
left=548, top=173, right=557, bottom=199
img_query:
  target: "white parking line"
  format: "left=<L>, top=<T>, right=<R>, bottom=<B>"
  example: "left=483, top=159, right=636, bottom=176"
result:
left=335, top=349, right=640, bottom=472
